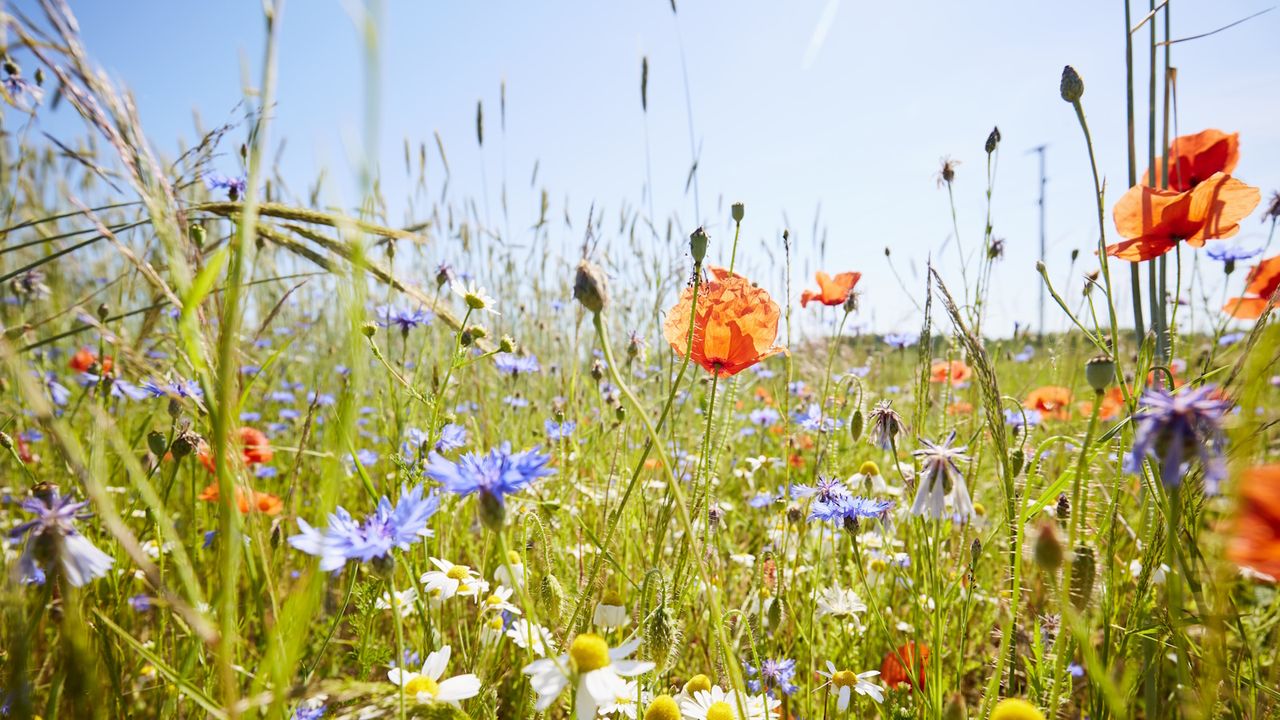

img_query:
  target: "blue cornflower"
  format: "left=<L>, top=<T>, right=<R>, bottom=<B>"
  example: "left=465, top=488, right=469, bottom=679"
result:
left=375, top=303, right=433, bottom=332
left=746, top=657, right=798, bottom=697
left=1005, top=408, right=1043, bottom=429
left=1014, top=345, right=1035, bottom=363
left=884, top=331, right=919, bottom=349
left=3, top=71, right=44, bottom=111
left=288, top=484, right=439, bottom=571
left=753, top=365, right=777, bottom=380
left=426, top=443, right=554, bottom=528
left=1128, top=384, right=1230, bottom=493
left=494, top=352, right=541, bottom=376
left=749, top=407, right=781, bottom=427
left=748, top=491, right=779, bottom=508
left=344, top=449, right=380, bottom=474
left=141, top=376, right=203, bottom=400
left=1219, top=332, right=1245, bottom=346
left=790, top=475, right=845, bottom=504
left=307, top=391, right=337, bottom=406
left=43, top=373, right=71, bottom=406
left=845, top=365, right=871, bottom=379
left=9, top=488, right=114, bottom=587
left=269, top=390, right=296, bottom=403
left=1206, top=244, right=1262, bottom=263
left=205, top=173, right=248, bottom=200
left=544, top=418, right=575, bottom=441
left=435, top=423, right=468, bottom=452
left=503, top=395, right=529, bottom=408
left=788, top=380, right=807, bottom=396
left=293, top=706, right=326, bottom=720
left=795, top=403, right=841, bottom=433
left=128, top=594, right=154, bottom=612
left=910, top=432, right=975, bottom=520
left=810, top=494, right=895, bottom=525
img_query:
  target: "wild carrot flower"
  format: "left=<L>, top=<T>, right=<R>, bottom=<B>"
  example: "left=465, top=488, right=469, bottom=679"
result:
left=661, top=266, right=786, bottom=377
left=910, top=432, right=975, bottom=520
left=1223, top=254, right=1280, bottom=319
left=387, top=645, right=481, bottom=706
left=1108, top=171, right=1260, bottom=261
left=1143, top=129, right=1238, bottom=192
left=9, top=486, right=114, bottom=587
left=1128, top=384, right=1230, bottom=493
left=800, top=271, right=861, bottom=308
left=523, top=633, right=653, bottom=718
left=288, top=485, right=439, bottom=571
left=866, top=400, right=903, bottom=451
left=818, top=661, right=884, bottom=709
left=1229, top=464, right=1280, bottom=582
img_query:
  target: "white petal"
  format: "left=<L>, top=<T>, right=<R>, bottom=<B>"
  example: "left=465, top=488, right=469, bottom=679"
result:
left=611, top=660, right=654, bottom=678
left=582, top=668, right=626, bottom=702
left=424, top=646, right=451, bottom=680
left=436, top=674, right=481, bottom=701
left=838, top=685, right=851, bottom=711
left=387, top=668, right=415, bottom=686
left=608, top=636, right=643, bottom=660
left=575, top=682, right=599, bottom=720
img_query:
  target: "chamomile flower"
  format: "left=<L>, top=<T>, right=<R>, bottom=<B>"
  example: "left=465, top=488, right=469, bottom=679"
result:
left=375, top=587, right=419, bottom=618
left=387, top=645, right=480, bottom=706
left=453, top=280, right=499, bottom=314
left=421, top=557, right=488, bottom=601
left=495, top=549, right=527, bottom=589
left=481, top=585, right=521, bottom=615
left=818, top=661, right=884, bottom=710
left=522, top=633, right=653, bottom=719
left=593, top=590, right=630, bottom=629
left=596, top=679, right=646, bottom=718
left=815, top=585, right=867, bottom=621
left=507, top=618, right=556, bottom=656
left=679, top=686, right=776, bottom=720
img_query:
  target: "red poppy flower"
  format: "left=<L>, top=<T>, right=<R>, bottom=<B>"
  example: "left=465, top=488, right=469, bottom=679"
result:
left=1229, top=464, right=1280, bottom=582
left=1143, top=129, right=1239, bottom=192
left=69, top=348, right=112, bottom=374
left=1077, top=387, right=1125, bottom=422
left=1108, top=172, right=1260, bottom=262
left=800, top=271, right=861, bottom=308
left=930, top=360, right=971, bottom=386
left=880, top=642, right=929, bottom=690
left=662, top=266, right=786, bottom=377
left=1025, top=386, right=1072, bottom=420
left=198, top=483, right=284, bottom=516
left=1224, top=255, right=1280, bottom=320
left=197, top=426, right=274, bottom=473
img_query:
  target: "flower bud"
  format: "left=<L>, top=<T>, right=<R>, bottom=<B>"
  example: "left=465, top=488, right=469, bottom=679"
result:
left=498, top=335, right=516, bottom=353
left=97, top=303, right=110, bottom=321
left=1084, top=355, right=1115, bottom=392
left=591, top=360, right=604, bottom=382
left=731, top=202, right=745, bottom=223
left=1010, top=448, right=1025, bottom=477
left=689, top=227, right=709, bottom=265
left=848, top=407, right=863, bottom=443
left=538, top=573, right=565, bottom=623
left=614, top=404, right=627, bottom=422
left=147, top=430, right=169, bottom=457
left=970, top=538, right=982, bottom=566
left=985, top=126, right=1001, bottom=154
left=573, top=259, right=610, bottom=314
left=644, top=599, right=678, bottom=671
left=765, top=594, right=785, bottom=628
left=0, top=431, right=13, bottom=451
left=1069, top=545, right=1097, bottom=611
left=460, top=329, right=475, bottom=347
left=189, top=224, right=206, bottom=248
left=1033, top=519, right=1063, bottom=571
left=1060, top=65, right=1084, bottom=102
left=171, top=429, right=201, bottom=459
left=468, top=325, right=488, bottom=340
left=361, top=322, right=377, bottom=338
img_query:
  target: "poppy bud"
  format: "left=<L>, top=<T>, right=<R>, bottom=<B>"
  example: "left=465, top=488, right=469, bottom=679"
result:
left=147, top=431, right=169, bottom=457
left=731, top=202, right=745, bottom=223
left=614, top=404, right=627, bottom=422
left=644, top=598, right=679, bottom=671
left=765, top=594, right=785, bottom=628
left=1010, top=448, right=1024, bottom=477
left=689, top=227, right=709, bottom=265
left=1069, top=545, right=1097, bottom=610
left=190, top=224, right=206, bottom=248
left=1084, top=355, right=1115, bottom=392
left=943, top=693, right=968, bottom=720
left=538, top=573, right=565, bottom=623
left=573, top=259, right=610, bottom=314
left=848, top=407, right=863, bottom=443
left=1060, top=65, right=1084, bottom=102
left=1034, top=519, right=1063, bottom=571
left=361, top=322, right=377, bottom=338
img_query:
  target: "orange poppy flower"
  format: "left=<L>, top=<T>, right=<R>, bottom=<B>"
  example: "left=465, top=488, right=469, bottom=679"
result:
left=662, top=266, right=786, bottom=377
left=197, top=426, right=275, bottom=473
left=69, top=348, right=113, bottom=374
left=1077, top=387, right=1125, bottom=421
left=947, top=401, right=973, bottom=416
left=1108, top=172, right=1260, bottom=261
left=930, top=360, right=971, bottom=385
left=1025, top=386, right=1072, bottom=420
left=198, top=483, right=284, bottom=516
left=1229, top=464, right=1280, bottom=582
left=880, top=642, right=929, bottom=690
left=1143, top=129, right=1239, bottom=193
left=1224, top=254, right=1280, bottom=320
left=800, top=271, right=861, bottom=308
left=754, top=386, right=775, bottom=405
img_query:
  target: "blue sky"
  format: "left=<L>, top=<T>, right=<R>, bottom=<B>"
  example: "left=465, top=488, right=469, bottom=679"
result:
left=17, top=1, right=1280, bottom=336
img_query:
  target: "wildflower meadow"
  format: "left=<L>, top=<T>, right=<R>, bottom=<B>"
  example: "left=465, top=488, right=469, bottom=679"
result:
left=2, top=2, right=1279, bottom=719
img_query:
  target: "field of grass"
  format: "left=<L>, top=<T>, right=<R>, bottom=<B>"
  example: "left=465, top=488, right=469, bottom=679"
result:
left=2, top=3, right=1279, bottom=720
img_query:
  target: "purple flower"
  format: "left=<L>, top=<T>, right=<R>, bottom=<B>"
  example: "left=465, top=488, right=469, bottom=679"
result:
left=1128, top=384, right=1230, bottom=493
left=884, top=331, right=919, bottom=349
left=293, top=705, right=327, bottom=720
left=141, top=376, right=203, bottom=400
left=911, top=432, right=975, bottom=520
left=1005, top=408, right=1042, bottom=429
left=790, top=475, right=845, bottom=504
left=375, top=303, right=433, bottom=332
left=1206, top=245, right=1262, bottom=263
left=544, top=418, right=575, bottom=441
left=866, top=400, right=903, bottom=451
left=746, top=657, right=798, bottom=696
left=205, top=173, right=248, bottom=200
left=128, top=594, right=154, bottom=612
left=810, top=494, right=894, bottom=525
left=9, top=488, right=114, bottom=587
left=494, top=353, right=541, bottom=376
left=426, top=443, right=555, bottom=507
left=288, top=485, right=439, bottom=571
left=794, top=403, right=841, bottom=433
left=749, top=407, right=781, bottom=427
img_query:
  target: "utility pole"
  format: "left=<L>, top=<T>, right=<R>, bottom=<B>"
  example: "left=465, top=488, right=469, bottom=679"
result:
left=1030, top=145, right=1048, bottom=339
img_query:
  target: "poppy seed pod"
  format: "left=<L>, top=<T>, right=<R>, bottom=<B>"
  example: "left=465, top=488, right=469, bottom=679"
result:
left=731, top=202, right=745, bottom=223
left=1085, top=355, right=1115, bottom=392
left=689, top=227, right=709, bottom=265
left=573, top=259, right=609, bottom=314
left=1060, top=65, right=1084, bottom=102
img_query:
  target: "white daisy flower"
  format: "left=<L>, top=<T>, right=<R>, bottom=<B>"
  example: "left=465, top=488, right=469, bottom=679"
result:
left=592, top=591, right=630, bottom=629
left=481, top=585, right=521, bottom=615
left=818, top=661, right=884, bottom=711
left=387, top=645, right=481, bottom=706
left=507, top=618, right=556, bottom=657
left=679, top=685, right=776, bottom=720
left=375, top=587, right=419, bottom=618
left=522, top=633, right=653, bottom=719
left=453, top=280, right=499, bottom=314
left=494, top=549, right=527, bottom=589
left=815, top=585, right=867, bottom=621
left=421, top=557, right=488, bottom=601
left=595, top=679, right=646, bottom=718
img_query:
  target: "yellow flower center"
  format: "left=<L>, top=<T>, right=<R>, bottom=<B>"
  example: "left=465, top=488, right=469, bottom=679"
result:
left=974, top=501, right=987, bottom=516
left=644, top=695, right=681, bottom=720
left=859, top=460, right=881, bottom=476
left=706, top=701, right=733, bottom=720
left=485, top=594, right=503, bottom=606
left=870, top=557, right=888, bottom=573
left=569, top=633, right=611, bottom=673
left=601, top=590, right=624, bottom=606
left=683, top=674, right=712, bottom=696
left=446, top=565, right=470, bottom=580
left=506, top=550, right=523, bottom=565
left=404, top=675, right=439, bottom=697
left=485, top=616, right=503, bottom=630
left=428, top=588, right=442, bottom=598
left=991, top=698, right=1046, bottom=720
left=831, top=670, right=858, bottom=688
